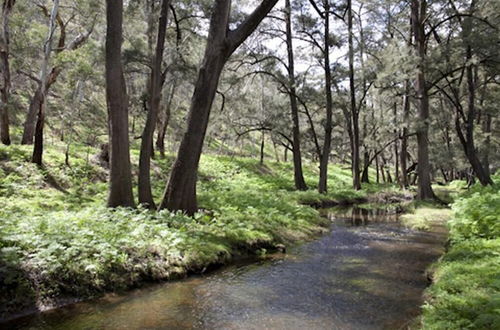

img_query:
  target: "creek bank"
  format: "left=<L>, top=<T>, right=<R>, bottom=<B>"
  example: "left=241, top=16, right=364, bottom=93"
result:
left=1, top=192, right=379, bottom=323
left=4, top=206, right=449, bottom=329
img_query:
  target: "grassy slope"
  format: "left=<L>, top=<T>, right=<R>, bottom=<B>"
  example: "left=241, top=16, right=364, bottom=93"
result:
left=0, top=142, right=367, bottom=319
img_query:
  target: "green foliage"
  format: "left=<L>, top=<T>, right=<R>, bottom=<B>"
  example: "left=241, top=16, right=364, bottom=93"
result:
left=421, top=181, right=500, bottom=329
left=0, top=144, right=337, bottom=317
left=422, top=238, right=500, bottom=330
left=449, top=185, right=500, bottom=240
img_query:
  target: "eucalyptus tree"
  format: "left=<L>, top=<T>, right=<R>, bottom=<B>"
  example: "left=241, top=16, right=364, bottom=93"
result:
left=411, top=0, right=436, bottom=200
left=347, top=0, right=362, bottom=189
left=31, top=0, right=58, bottom=165
left=0, top=0, right=15, bottom=145
left=430, top=0, right=496, bottom=186
left=21, top=0, right=95, bottom=149
left=159, top=0, right=279, bottom=214
left=296, top=0, right=340, bottom=193
left=138, top=0, right=172, bottom=208
left=284, top=0, right=307, bottom=190
left=106, top=0, right=134, bottom=207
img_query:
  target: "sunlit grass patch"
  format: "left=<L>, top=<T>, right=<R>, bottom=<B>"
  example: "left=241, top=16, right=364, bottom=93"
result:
left=400, top=207, right=452, bottom=231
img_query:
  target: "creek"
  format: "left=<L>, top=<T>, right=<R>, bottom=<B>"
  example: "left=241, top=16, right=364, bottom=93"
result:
left=4, top=207, right=446, bottom=330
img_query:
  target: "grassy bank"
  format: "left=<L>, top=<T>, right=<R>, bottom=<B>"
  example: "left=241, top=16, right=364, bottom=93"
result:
left=420, top=179, right=500, bottom=329
left=0, top=143, right=372, bottom=320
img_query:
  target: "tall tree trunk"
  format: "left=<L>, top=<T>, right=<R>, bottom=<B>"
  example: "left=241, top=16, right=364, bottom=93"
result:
left=156, top=81, right=176, bottom=157
left=400, top=80, right=410, bottom=188
left=32, top=0, right=59, bottom=165
left=348, top=0, right=361, bottom=190
left=138, top=0, right=171, bottom=208
left=411, top=0, right=435, bottom=200
left=105, top=0, right=135, bottom=207
left=358, top=8, right=369, bottom=185
left=159, top=0, right=278, bottom=214
left=0, top=0, right=14, bottom=145
left=318, top=2, right=333, bottom=194
left=393, top=102, right=399, bottom=184
left=285, top=0, right=307, bottom=190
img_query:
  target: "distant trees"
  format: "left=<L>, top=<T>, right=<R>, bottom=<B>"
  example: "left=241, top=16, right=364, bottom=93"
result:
left=22, top=2, right=94, bottom=147
left=0, top=0, right=497, bottom=211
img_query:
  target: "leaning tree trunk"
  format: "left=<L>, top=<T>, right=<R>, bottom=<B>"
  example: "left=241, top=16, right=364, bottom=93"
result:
left=32, top=0, right=59, bottom=165
left=138, top=0, right=171, bottom=208
left=453, top=4, right=493, bottom=186
left=105, top=0, right=135, bottom=207
left=0, top=0, right=15, bottom=145
left=318, top=3, right=333, bottom=194
left=285, top=0, right=307, bottom=191
left=411, top=0, right=435, bottom=200
left=21, top=67, right=61, bottom=145
left=159, top=0, right=278, bottom=214
left=454, top=55, right=493, bottom=186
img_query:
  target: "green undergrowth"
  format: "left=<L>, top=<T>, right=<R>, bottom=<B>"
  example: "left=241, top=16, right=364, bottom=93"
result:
left=421, top=177, right=500, bottom=329
left=1, top=142, right=375, bottom=319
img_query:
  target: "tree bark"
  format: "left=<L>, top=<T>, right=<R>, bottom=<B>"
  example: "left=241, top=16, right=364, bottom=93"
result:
left=138, top=0, right=171, bottom=208
left=361, top=150, right=370, bottom=183
left=285, top=0, right=307, bottom=190
left=0, top=0, right=14, bottom=145
left=393, top=102, right=399, bottom=184
left=348, top=0, right=361, bottom=190
left=260, top=130, right=265, bottom=165
left=318, top=2, right=333, bottom=194
left=411, top=0, right=435, bottom=200
left=32, top=0, right=59, bottom=165
left=482, top=113, right=491, bottom=178
left=400, top=80, right=411, bottom=188
left=156, top=81, right=176, bottom=157
left=105, top=0, right=135, bottom=207
left=159, top=0, right=278, bottom=214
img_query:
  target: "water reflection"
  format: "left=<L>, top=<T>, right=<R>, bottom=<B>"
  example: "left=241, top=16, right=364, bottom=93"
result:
left=325, top=206, right=400, bottom=227
left=3, top=207, right=446, bottom=330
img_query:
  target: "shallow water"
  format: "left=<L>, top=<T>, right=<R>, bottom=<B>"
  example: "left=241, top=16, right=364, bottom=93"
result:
left=3, top=207, right=446, bottom=330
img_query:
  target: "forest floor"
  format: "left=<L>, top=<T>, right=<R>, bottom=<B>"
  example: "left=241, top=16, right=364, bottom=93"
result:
left=0, top=142, right=498, bottom=329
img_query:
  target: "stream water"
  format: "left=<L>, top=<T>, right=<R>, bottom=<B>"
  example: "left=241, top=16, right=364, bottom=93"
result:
left=3, top=207, right=446, bottom=330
